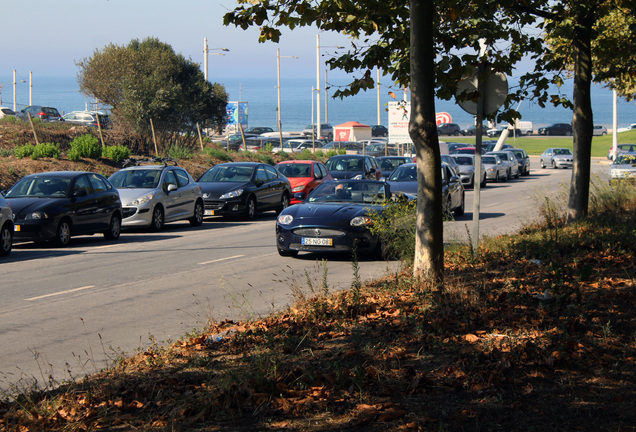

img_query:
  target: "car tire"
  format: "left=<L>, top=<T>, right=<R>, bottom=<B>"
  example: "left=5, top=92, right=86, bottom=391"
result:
left=0, top=223, right=12, bottom=256
left=454, top=191, right=465, bottom=217
left=245, top=196, right=256, bottom=220
left=540, top=159, right=546, bottom=169
left=150, top=206, right=164, bottom=231
left=552, top=160, right=557, bottom=169
left=276, top=192, right=290, bottom=215
left=494, top=172, right=499, bottom=182
left=277, top=245, right=298, bottom=257
left=468, top=174, right=474, bottom=189
left=189, top=200, right=204, bottom=226
left=104, top=214, right=121, bottom=240
left=480, top=175, right=487, bottom=188
left=55, top=219, right=72, bottom=247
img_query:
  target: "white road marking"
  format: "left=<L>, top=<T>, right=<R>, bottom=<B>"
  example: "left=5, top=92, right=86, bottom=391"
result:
left=198, top=255, right=245, bottom=265
left=25, top=285, right=95, bottom=302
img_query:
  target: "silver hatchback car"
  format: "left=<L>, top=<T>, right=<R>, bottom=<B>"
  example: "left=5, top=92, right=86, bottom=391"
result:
left=0, top=194, right=14, bottom=256
left=108, top=158, right=204, bottom=230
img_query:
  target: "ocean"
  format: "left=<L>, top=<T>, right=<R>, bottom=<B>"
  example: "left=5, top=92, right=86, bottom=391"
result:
left=1, top=74, right=635, bottom=132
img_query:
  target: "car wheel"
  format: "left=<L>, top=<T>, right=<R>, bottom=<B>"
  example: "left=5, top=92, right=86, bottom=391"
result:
left=540, top=159, right=545, bottom=169
left=454, top=191, right=465, bottom=217
left=453, top=131, right=459, bottom=136
left=276, top=192, right=290, bottom=215
left=480, top=175, right=487, bottom=188
left=189, top=200, right=204, bottom=226
left=515, top=170, right=520, bottom=179
left=494, top=172, right=499, bottom=182
left=104, top=214, right=121, bottom=240
left=245, top=196, right=256, bottom=220
left=552, top=160, right=557, bottom=169
left=55, top=219, right=72, bottom=247
left=0, top=223, right=12, bottom=256
left=277, top=245, right=298, bottom=257
left=150, top=206, right=164, bottom=231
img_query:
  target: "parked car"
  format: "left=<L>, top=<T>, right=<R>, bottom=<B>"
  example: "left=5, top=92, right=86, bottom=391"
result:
left=441, top=154, right=461, bottom=176
left=272, top=139, right=325, bottom=153
left=321, top=141, right=363, bottom=152
left=371, top=125, right=388, bottom=137
left=447, top=142, right=469, bottom=154
left=325, top=154, right=382, bottom=180
left=0, top=107, right=17, bottom=119
left=59, top=110, right=110, bottom=128
left=607, top=143, right=636, bottom=161
left=509, top=148, right=531, bottom=176
left=108, top=158, right=203, bottom=231
left=376, top=156, right=413, bottom=179
left=450, top=154, right=487, bottom=188
left=453, top=147, right=486, bottom=155
left=609, top=152, right=636, bottom=183
left=363, top=141, right=397, bottom=157
left=538, top=123, right=572, bottom=136
left=460, top=124, right=487, bottom=136
left=302, top=123, right=333, bottom=140
left=540, top=147, right=574, bottom=169
left=387, top=162, right=464, bottom=217
left=482, top=142, right=513, bottom=153
left=243, top=126, right=274, bottom=135
left=593, top=125, right=608, bottom=136
left=488, top=150, right=520, bottom=179
left=198, top=162, right=291, bottom=220
left=240, top=136, right=282, bottom=151
left=275, top=160, right=333, bottom=204
left=218, top=133, right=259, bottom=151
left=481, top=154, right=509, bottom=182
left=437, top=123, right=461, bottom=136
left=18, top=105, right=61, bottom=122
left=0, top=194, right=14, bottom=256
left=275, top=180, right=391, bottom=257
left=4, top=171, right=122, bottom=247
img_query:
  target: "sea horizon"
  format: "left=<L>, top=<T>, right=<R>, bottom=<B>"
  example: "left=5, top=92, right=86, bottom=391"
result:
left=1, top=74, right=635, bottom=132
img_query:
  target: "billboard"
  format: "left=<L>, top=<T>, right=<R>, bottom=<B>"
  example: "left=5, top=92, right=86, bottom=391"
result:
left=226, top=101, right=248, bottom=133
left=388, top=101, right=453, bottom=144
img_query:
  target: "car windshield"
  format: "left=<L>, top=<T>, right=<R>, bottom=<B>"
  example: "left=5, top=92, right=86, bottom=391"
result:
left=199, top=165, right=254, bottom=182
left=276, top=163, right=312, bottom=177
left=452, top=156, right=474, bottom=165
left=5, top=176, right=71, bottom=198
left=378, top=158, right=407, bottom=171
left=614, top=154, right=636, bottom=165
left=455, top=148, right=475, bottom=155
left=307, top=181, right=388, bottom=204
left=388, top=164, right=417, bottom=182
left=325, top=157, right=364, bottom=172
left=109, top=169, right=161, bottom=189
left=553, top=149, right=572, bottom=155
left=482, top=156, right=498, bottom=164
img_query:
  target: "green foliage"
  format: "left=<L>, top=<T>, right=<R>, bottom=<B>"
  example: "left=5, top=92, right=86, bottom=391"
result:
left=31, top=143, right=60, bottom=160
left=369, top=197, right=417, bottom=264
left=253, top=152, right=275, bottom=165
left=166, top=145, right=194, bottom=160
left=203, top=146, right=232, bottom=162
left=14, top=144, right=35, bottom=159
left=102, top=145, right=131, bottom=163
left=68, top=134, right=102, bottom=161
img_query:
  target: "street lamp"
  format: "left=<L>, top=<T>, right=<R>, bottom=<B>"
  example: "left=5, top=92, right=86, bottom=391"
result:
left=316, top=34, right=344, bottom=139
left=277, top=48, right=298, bottom=144
left=203, top=37, right=229, bottom=81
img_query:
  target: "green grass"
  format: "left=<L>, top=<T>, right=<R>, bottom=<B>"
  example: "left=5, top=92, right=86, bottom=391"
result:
left=442, top=129, right=636, bottom=157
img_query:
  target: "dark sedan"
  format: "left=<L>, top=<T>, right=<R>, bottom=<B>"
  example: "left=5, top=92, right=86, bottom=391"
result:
left=275, top=180, right=390, bottom=257
left=538, top=123, right=572, bottom=136
left=325, top=154, right=382, bottom=180
left=198, top=162, right=291, bottom=220
left=3, top=171, right=122, bottom=246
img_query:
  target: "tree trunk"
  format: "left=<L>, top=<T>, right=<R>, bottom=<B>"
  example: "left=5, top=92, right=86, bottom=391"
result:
left=409, top=0, right=444, bottom=284
left=567, top=11, right=594, bottom=223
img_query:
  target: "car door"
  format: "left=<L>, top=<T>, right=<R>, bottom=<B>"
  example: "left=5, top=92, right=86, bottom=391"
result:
left=264, top=165, right=286, bottom=209
left=161, top=169, right=181, bottom=220
left=70, top=174, right=98, bottom=234
left=252, top=165, right=273, bottom=209
left=87, top=173, right=116, bottom=230
left=172, top=168, right=197, bottom=219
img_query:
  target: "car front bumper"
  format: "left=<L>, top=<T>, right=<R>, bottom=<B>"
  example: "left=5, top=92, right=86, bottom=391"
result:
left=203, top=198, right=246, bottom=217
left=276, top=224, right=379, bottom=254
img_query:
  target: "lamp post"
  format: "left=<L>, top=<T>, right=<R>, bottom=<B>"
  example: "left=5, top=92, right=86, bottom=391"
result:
left=277, top=48, right=298, bottom=145
left=203, top=38, right=229, bottom=81
left=316, top=34, right=344, bottom=139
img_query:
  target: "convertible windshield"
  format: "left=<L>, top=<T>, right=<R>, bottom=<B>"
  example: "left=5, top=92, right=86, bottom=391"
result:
left=388, top=164, right=417, bottom=182
left=615, top=154, right=636, bottom=164
left=5, top=176, right=71, bottom=198
left=199, top=165, right=254, bottom=182
left=109, top=169, right=161, bottom=189
left=307, top=181, right=388, bottom=204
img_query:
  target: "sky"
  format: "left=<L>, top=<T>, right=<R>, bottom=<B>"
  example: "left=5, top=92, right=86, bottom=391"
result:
left=1, top=0, right=353, bottom=80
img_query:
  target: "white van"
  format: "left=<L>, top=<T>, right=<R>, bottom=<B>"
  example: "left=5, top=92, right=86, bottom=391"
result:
left=514, top=121, right=533, bottom=135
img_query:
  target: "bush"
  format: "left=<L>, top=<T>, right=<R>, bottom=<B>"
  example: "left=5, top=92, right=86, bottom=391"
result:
left=166, top=145, right=194, bottom=159
left=203, top=146, right=232, bottom=162
left=369, top=197, right=417, bottom=262
left=14, top=144, right=35, bottom=158
left=68, top=134, right=102, bottom=161
left=31, top=142, right=60, bottom=160
left=103, top=145, right=131, bottom=163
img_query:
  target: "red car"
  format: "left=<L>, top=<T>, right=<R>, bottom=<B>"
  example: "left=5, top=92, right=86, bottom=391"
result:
left=275, top=160, right=333, bottom=204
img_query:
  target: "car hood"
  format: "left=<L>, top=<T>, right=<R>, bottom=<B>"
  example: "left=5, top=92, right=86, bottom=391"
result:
left=116, top=188, right=157, bottom=202
left=198, top=181, right=250, bottom=199
left=282, top=202, right=382, bottom=224
left=288, top=177, right=313, bottom=189
left=6, top=197, right=66, bottom=216
left=387, top=180, right=418, bottom=195
left=553, top=155, right=573, bottom=160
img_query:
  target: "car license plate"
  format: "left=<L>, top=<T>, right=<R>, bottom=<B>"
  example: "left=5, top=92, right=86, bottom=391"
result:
left=204, top=210, right=215, bottom=216
left=14, top=225, right=21, bottom=232
left=302, top=237, right=332, bottom=246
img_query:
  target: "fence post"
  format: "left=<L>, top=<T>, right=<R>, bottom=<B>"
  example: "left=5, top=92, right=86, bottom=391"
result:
left=96, top=114, right=105, bottom=147
left=196, top=123, right=204, bottom=151
left=27, top=113, right=40, bottom=145
left=150, top=118, right=158, bottom=156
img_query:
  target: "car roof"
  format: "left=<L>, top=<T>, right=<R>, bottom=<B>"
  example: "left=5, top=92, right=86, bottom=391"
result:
left=276, top=160, right=316, bottom=164
left=23, top=171, right=94, bottom=178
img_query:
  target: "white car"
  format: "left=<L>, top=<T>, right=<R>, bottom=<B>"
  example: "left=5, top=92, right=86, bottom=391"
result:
left=0, top=107, right=17, bottom=119
left=593, top=125, right=608, bottom=136
left=0, top=194, right=14, bottom=256
left=609, top=152, right=636, bottom=183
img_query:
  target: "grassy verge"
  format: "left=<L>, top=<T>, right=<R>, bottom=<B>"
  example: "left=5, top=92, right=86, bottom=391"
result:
left=1, top=181, right=635, bottom=431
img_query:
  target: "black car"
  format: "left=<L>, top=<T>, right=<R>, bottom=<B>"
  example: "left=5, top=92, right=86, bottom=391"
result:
left=460, top=124, right=487, bottom=136
left=244, top=126, right=274, bottom=135
left=198, top=162, right=292, bottom=220
left=275, top=180, right=391, bottom=257
left=538, top=123, right=572, bottom=136
left=18, top=105, right=61, bottom=122
left=437, top=123, right=461, bottom=136
left=325, top=154, right=382, bottom=180
left=376, top=156, right=413, bottom=179
left=3, top=171, right=122, bottom=247
left=371, top=125, right=388, bottom=137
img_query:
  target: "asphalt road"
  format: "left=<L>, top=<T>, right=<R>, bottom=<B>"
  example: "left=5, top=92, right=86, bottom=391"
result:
left=0, top=157, right=610, bottom=392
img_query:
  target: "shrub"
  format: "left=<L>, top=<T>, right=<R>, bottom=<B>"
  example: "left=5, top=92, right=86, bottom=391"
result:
left=369, top=197, right=417, bottom=263
left=103, top=145, right=131, bottom=163
left=166, top=145, right=194, bottom=159
left=203, top=147, right=232, bottom=162
left=68, top=134, right=102, bottom=161
left=14, top=144, right=35, bottom=158
left=31, top=142, right=60, bottom=160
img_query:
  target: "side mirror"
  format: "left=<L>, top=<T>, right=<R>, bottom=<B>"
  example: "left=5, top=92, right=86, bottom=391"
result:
left=293, top=192, right=306, bottom=201
left=166, top=183, right=177, bottom=193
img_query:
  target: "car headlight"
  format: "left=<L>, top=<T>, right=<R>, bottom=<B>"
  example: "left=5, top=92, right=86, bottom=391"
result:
left=25, top=211, right=48, bottom=220
left=277, top=214, right=293, bottom=225
left=220, top=188, right=244, bottom=199
left=128, top=193, right=154, bottom=206
left=292, top=185, right=305, bottom=192
left=351, top=216, right=372, bottom=227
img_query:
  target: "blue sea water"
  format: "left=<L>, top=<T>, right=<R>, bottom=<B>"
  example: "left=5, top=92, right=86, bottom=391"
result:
left=2, top=75, right=635, bottom=132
